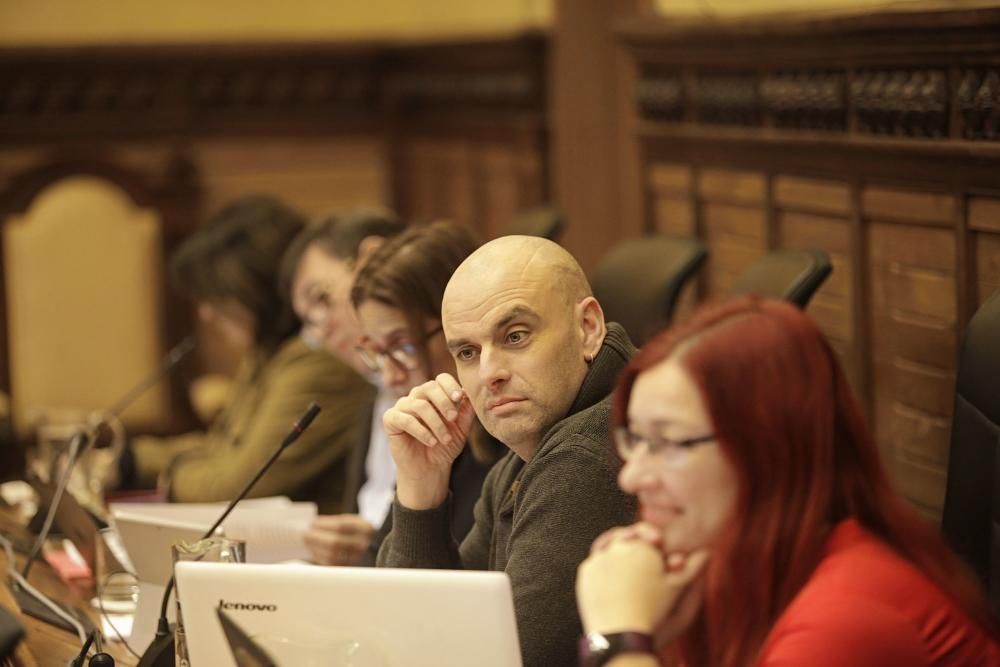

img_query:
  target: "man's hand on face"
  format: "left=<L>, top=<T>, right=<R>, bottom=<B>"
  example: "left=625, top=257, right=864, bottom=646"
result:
left=383, top=373, right=477, bottom=510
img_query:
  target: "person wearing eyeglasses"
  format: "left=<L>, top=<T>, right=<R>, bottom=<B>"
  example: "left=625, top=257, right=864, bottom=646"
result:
left=574, top=296, right=1000, bottom=667
left=279, top=211, right=405, bottom=566
left=345, top=220, right=506, bottom=564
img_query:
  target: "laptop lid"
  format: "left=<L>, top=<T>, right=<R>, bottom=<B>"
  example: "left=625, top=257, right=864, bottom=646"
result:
left=175, top=562, right=523, bottom=667
left=28, top=478, right=103, bottom=573
left=111, top=510, right=207, bottom=586
left=217, top=608, right=278, bottom=667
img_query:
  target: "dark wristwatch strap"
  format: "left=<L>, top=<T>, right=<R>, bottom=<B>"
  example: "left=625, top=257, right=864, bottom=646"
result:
left=579, top=631, right=655, bottom=667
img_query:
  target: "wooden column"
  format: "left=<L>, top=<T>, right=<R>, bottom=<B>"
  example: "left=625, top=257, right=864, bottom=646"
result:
left=550, top=0, right=647, bottom=271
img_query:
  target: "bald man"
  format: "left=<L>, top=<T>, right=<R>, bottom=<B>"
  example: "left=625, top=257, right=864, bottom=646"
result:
left=377, top=237, right=637, bottom=667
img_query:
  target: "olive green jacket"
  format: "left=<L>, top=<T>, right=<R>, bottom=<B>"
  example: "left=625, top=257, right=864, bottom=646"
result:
left=131, top=337, right=374, bottom=514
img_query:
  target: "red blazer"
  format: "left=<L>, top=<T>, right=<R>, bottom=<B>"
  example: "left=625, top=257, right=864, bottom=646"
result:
left=758, top=519, right=1000, bottom=666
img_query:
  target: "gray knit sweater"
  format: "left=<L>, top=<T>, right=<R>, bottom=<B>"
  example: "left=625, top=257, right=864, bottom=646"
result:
left=377, top=323, right=639, bottom=667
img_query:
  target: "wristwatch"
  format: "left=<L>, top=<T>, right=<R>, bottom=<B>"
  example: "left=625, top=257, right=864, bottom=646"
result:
left=578, top=631, right=655, bottom=666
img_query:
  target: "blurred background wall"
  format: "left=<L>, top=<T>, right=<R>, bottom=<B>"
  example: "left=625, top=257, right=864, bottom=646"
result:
left=1, top=0, right=999, bottom=519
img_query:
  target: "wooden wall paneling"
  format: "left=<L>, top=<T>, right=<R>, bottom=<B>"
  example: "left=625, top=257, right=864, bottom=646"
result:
left=620, top=6, right=1000, bottom=519
left=849, top=175, right=874, bottom=423
left=648, top=163, right=694, bottom=235
left=193, top=138, right=387, bottom=218
left=383, top=34, right=549, bottom=237
left=764, top=173, right=779, bottom=251
left=646, top=162, right=700, bottom=319
left=773, top=175, right=853, bottom=217
left=772, top=173, right=866, bottom=407
left=440, top=139, right=476, bottom=228
left=777, top=206, right=858, bottom=388
left=955, top=190, right=974, bottom=360
left=697, top=168, right=768, bottom=295
left=864, top=183, right=961, bottom=490
left=969, top=196, right=1000, bottom=305
left=868, top=216, right=958, bottom=520
left=478, top=141, right=523, bottom=240
left=974, top=232, right=1000, bottom=306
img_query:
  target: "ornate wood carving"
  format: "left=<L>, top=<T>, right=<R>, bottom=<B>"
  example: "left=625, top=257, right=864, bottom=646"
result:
left=387, top=71, right=539, bottom=108
left=694, top=73, right=759, bottom=126
left=636, top=74, right=684, bottom=120
left=762, top=71, right=846, bottom=131
left=622, top=7, right=1000, bottom=521
left=621, top=8, right=1000, bottom=144
left=0, top=36, right=547, bottom=143
left=0, top=47, right=383, bottom=141
left=958, top=68, right=1000, bottom=141
left=854, top=68, right=947, bottom=138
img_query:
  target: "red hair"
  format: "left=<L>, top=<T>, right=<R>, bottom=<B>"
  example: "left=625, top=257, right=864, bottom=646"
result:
left=612, top=296, right=997, bottom=666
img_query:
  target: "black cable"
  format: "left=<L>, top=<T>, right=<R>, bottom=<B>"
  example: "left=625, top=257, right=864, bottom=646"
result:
left=71, top=630, right=95, bottom=667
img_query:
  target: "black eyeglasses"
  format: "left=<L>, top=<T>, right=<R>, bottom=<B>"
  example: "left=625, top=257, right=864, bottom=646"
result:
left=356, top=325, right=443, bottom=373
left=613, top=427, right=716, bottom=466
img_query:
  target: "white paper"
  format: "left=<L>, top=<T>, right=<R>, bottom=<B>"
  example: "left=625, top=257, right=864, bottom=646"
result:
left=109, top=496, right=316, bottom=563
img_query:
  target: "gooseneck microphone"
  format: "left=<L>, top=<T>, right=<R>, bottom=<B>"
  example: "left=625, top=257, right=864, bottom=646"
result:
left=137, top=402, right=322, bottom=667
left=105, top=336, right=197, bottom=421
left=21, top=335, right=197, bottom=580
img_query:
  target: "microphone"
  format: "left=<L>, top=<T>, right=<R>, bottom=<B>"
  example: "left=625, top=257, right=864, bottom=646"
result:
left=137, top=402, right=322, bottom=667
left=103, top=336, right=197, bottom=425
left=21, top=336, right=197, bottom=579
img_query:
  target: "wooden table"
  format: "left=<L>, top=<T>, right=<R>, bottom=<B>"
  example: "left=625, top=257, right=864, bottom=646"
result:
left=0, top=510, right=138, bottom=666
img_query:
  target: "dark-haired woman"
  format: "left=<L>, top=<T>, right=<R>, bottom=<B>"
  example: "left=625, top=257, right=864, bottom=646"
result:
left=304, top=220, right=505, bottom=565
left=122, top=196, right=371, bottom=513
left=576, top=297, right=999, bottom=667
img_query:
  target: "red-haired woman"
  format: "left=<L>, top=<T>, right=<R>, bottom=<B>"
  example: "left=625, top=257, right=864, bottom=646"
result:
left=576, top=296, right=1000, bottom=667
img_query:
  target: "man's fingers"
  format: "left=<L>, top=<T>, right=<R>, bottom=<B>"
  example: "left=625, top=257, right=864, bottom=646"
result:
left=304, top=524, right=373, bottom=551
left=384, top=409, right=438, bottom=447
left=418, top=381, right=461, bottom=422
left=434, top=373, right=465, bottom=403
left=406, top=398, right=454, bottom=446
left=454, top=396, right=477, bottom=434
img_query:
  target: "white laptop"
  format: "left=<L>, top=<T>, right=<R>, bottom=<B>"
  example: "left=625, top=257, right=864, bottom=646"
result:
left=175, top=562, right=523, bottom=667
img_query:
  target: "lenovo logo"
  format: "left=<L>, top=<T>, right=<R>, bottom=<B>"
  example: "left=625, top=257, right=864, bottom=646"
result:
left=218, top=599, right=278, bottom=612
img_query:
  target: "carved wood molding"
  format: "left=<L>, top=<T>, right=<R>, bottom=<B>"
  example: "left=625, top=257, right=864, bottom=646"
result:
left=384, top=34, right=546, bottom=113
left=0, top=33, right=548, bottom=143
left=621, top=8, right=1000, bottom=143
